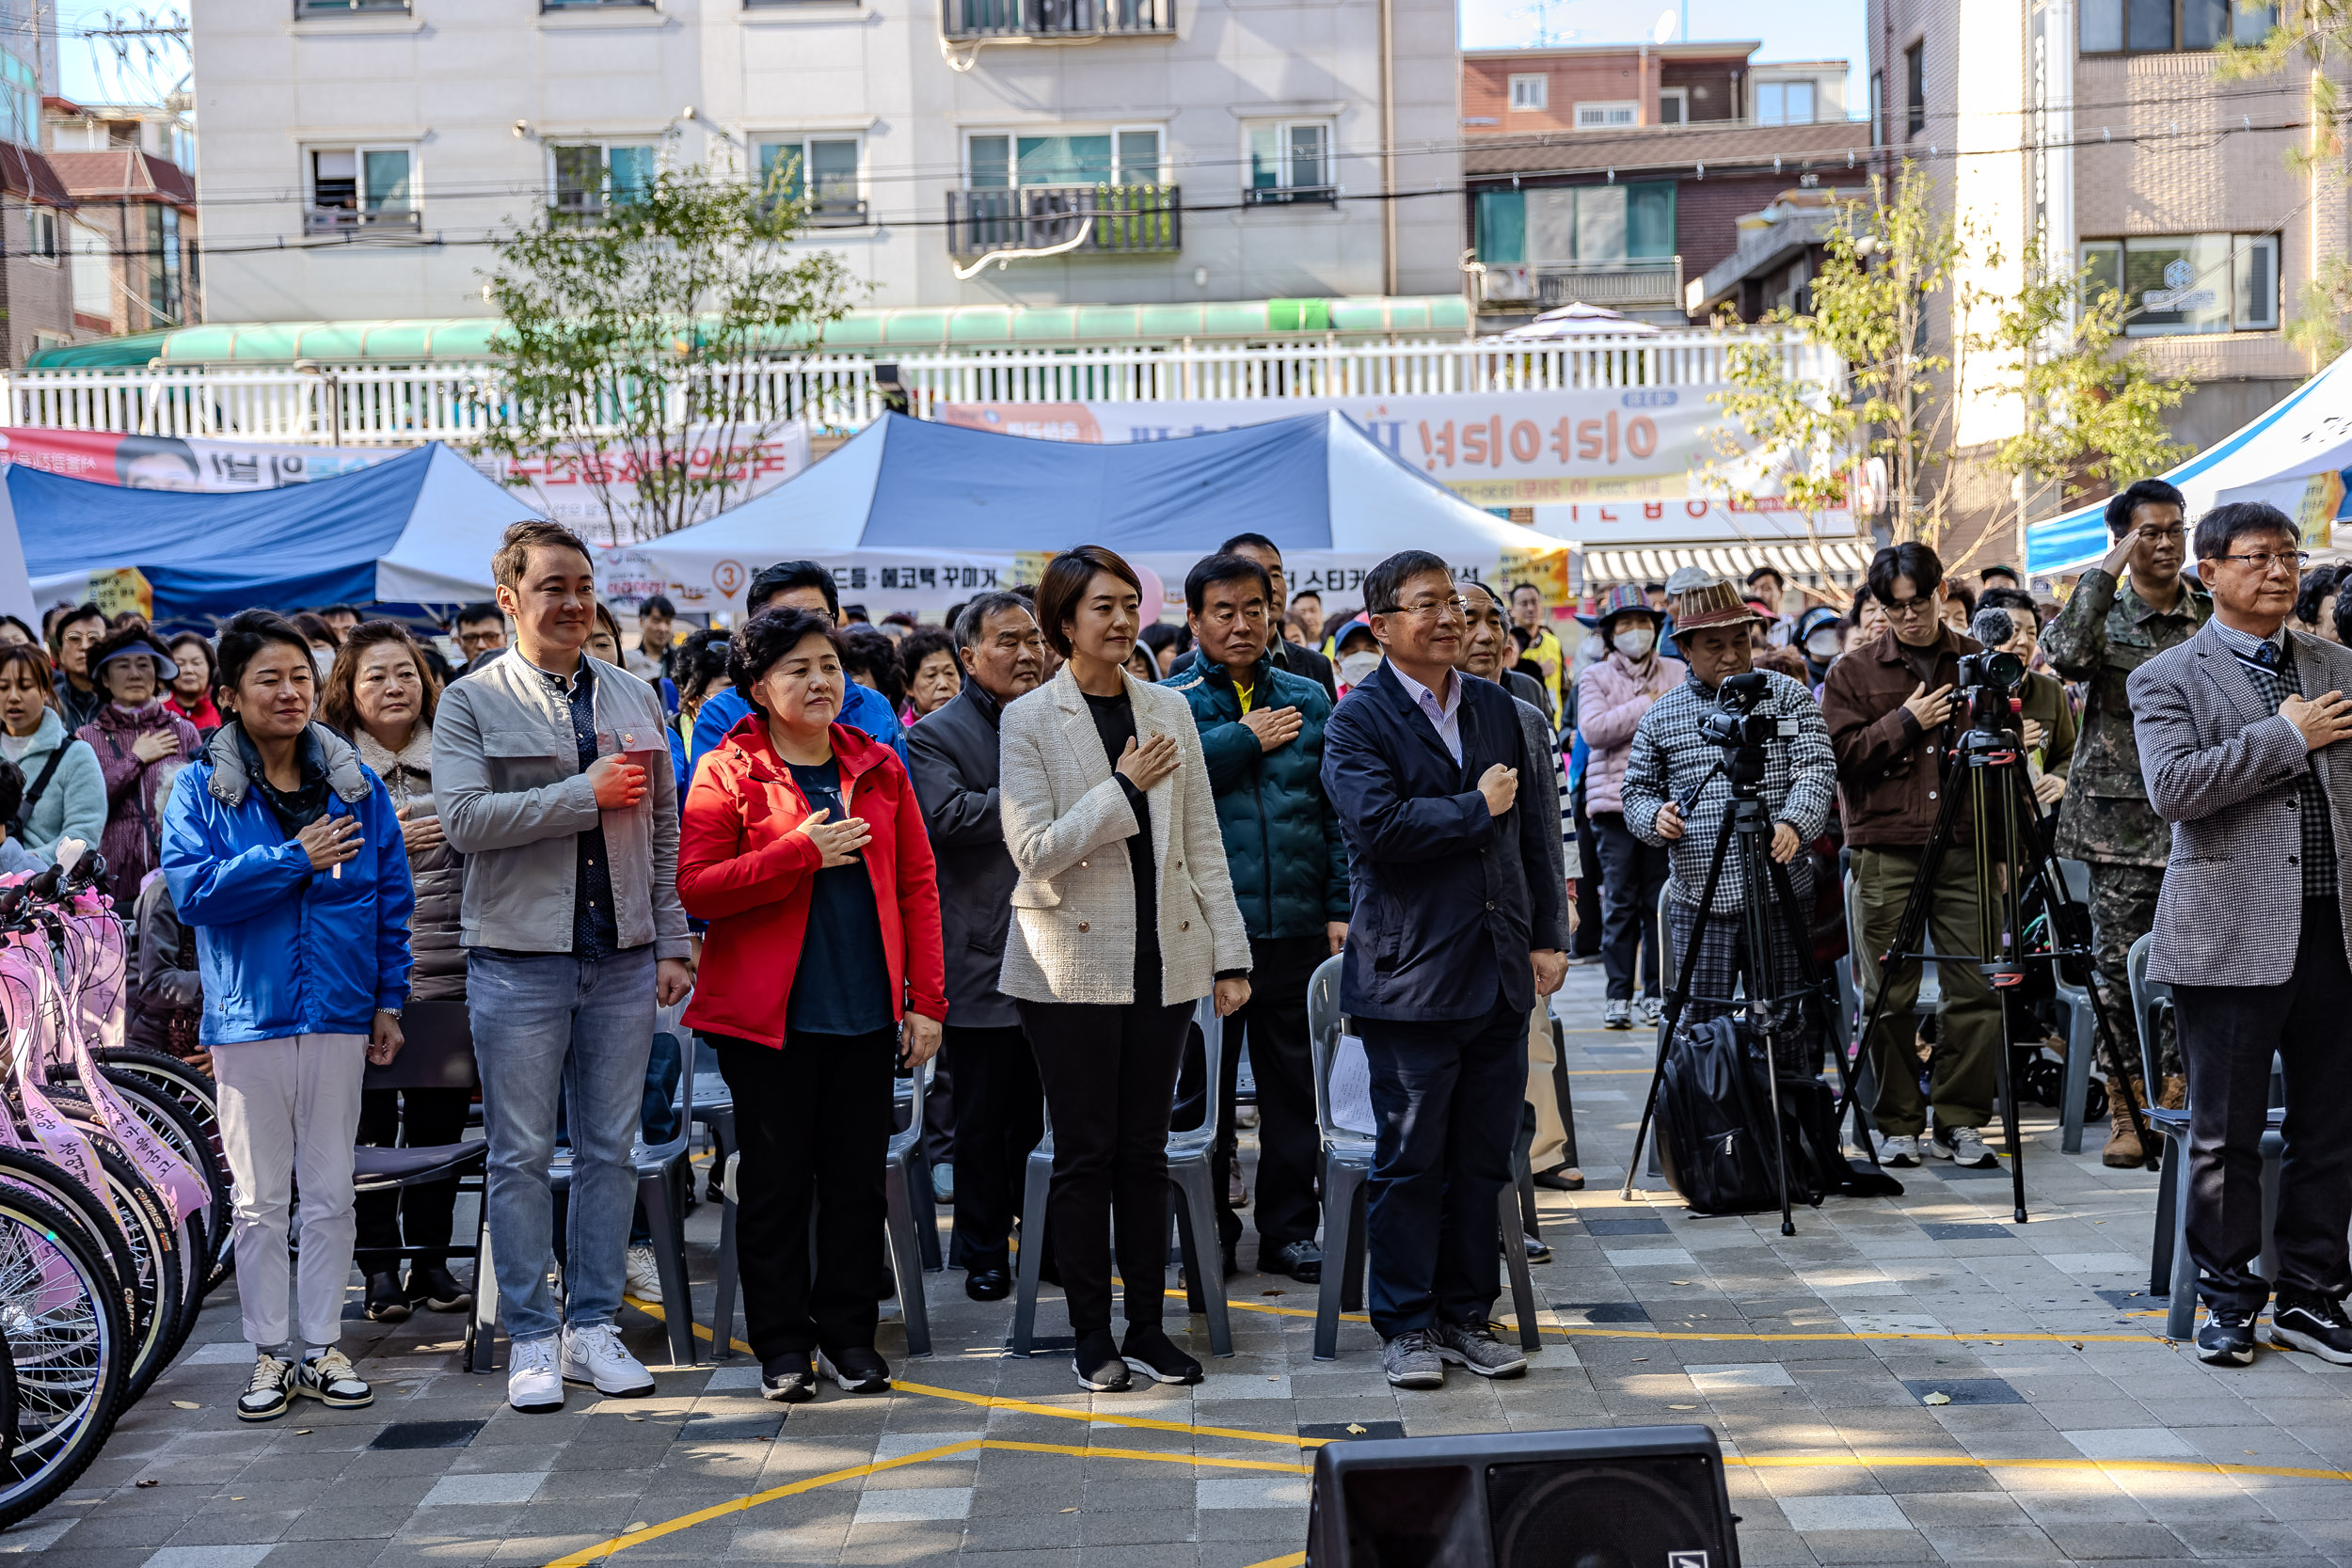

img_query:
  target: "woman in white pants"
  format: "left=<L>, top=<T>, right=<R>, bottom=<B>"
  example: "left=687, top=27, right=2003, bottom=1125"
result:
left=160, top=610, right=415, bottom=1421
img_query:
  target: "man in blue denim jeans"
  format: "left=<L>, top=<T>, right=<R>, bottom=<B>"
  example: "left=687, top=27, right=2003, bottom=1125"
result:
left=437, top=520, right=693, bottom=1414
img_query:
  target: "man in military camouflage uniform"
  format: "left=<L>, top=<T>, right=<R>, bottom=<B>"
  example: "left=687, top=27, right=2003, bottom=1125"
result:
left=2040, top=477, right=2207, bottom=1165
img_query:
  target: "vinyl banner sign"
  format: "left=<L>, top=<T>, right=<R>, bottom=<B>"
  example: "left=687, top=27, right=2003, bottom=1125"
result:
left=938, top=390, right=1724, bottom=508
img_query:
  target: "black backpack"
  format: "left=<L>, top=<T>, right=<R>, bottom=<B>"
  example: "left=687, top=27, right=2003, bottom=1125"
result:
left=1654, top=1017, right=1827, bottom=1216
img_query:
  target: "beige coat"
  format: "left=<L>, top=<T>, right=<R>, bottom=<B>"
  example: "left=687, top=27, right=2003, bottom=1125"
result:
left=996, top=665, right=1250, bottom=1006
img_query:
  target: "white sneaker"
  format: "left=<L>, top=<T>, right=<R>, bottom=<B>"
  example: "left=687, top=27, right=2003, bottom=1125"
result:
left=623, top=1244, right=663, bottom=1305
left=561, top=1322, right=656, bottom=1397
left=508, top=1336, right=564, bottom=1414
left=1880, top=1134, right=1921, bottom=1168
left=1635, top=996, right=1663, bottom=1028
left=1939, top=1125, right=1999, bottom=1168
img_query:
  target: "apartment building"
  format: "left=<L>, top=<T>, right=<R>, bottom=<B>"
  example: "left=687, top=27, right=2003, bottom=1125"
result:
left=1867, top=0, right=2344, bottom=458
left=1459, top=40, right=1856, bottom=325
left=46, top=99, right=201, bottom=339
left=185, top=0, right=1463, bottom=337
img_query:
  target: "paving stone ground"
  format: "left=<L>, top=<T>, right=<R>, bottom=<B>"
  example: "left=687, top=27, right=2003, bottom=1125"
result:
left=12, top=958, right=2352, bottom=1567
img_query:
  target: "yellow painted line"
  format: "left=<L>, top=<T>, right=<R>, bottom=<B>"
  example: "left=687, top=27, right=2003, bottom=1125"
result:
left=1245, top=1556, right=1308, bottom=1568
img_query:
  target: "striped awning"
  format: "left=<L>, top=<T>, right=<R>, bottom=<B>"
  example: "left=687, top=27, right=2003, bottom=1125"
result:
left=1578, top=538, right=1874, bottom=589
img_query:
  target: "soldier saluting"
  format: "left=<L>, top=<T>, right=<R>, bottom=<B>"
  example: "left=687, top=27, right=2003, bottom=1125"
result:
left=2039, top=477, right=2211, bottom=1164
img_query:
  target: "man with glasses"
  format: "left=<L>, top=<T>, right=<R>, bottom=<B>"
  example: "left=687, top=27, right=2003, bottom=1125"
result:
left=2041, top=478, right=2209, bottom=1164
left=2130, top=500, right=2352, bottom=1370
left=1322, top=550, right=1567, bottom=1389
left=1821, top=542, right=2006, bottom=1169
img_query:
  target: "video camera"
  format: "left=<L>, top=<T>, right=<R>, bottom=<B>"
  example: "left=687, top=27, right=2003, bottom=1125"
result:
left=1958, top=607, right=2029, bottom=741
left=1697, top=670, right=1774, bottom=790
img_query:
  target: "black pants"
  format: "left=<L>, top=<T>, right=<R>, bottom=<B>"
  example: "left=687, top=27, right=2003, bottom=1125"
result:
left=945, top=1023, right=1042, bottom=1274
left=711, top=1028, right=896, bottom=1362
left=1227, top=935, right=1326, bottom=1253
left=1359, top=992, right=1527, bottom=1338
left=2175, top=898, right=2352, bottom=1315
left=355, top=1087, right=473, bottom=1260
left=1017, top=975, right=1191, bottom=1335
left=1591, top=810, right=1668, bottom=1002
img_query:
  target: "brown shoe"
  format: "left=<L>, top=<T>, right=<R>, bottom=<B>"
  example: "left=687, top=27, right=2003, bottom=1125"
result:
left=2102, top=1075, right=2148, bottom=1168
left=2160, top=1075, right=2186, bottom=1111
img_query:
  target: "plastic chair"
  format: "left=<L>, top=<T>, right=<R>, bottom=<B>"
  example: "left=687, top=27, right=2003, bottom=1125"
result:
left=2050, top=859, right=2101, bottom=1154
left=1305, top=956, right=1540, bottom=1362
left=706, top=1055, right=937, bottom=1364
left=680, top=1058, right=734, bottom=1203
left=1009, top=996, right=1232, bottom=1359
left=2128, top=933, right=2283, bottom=1339
left=895, top=1068, right=945, bottom=1273
left=352, top=1000, right=492, bottom=1371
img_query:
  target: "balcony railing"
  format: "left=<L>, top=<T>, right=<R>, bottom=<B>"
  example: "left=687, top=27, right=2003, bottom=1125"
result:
left=1479, top=258, right=1684, bottom=311
left=302, top=207, right=424, bottom=237
left=1243, top=183, right=1337, bottom=209
left=942, top=0, right=1173, bottom=40
left=803, top=197, right=871, bottom=229
left=946, top=184, right=1181, bottom=259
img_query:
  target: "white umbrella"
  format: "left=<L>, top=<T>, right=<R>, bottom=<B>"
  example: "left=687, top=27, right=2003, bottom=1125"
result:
left=1489, top=302, right=1663, bottom=341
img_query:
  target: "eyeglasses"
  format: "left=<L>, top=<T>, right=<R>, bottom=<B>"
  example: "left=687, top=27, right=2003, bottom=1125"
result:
left=1391, top=596, right=1470, bottom=620
left=2217, top=550, right=2311, bottom=573
left=1878, top=595, right=1939, bottom=620
left=2136, top=527, right=2187, bottom=542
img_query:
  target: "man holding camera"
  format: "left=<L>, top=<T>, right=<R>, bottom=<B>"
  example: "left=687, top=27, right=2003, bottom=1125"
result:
left=1620, top=579, right=1835, bottom=1071
left=1821, top=543, right=2005, bottom=1169
left=2132, top=500, right=2352, bottom=1368
left=2040, top=478, right=2207, bottom=1164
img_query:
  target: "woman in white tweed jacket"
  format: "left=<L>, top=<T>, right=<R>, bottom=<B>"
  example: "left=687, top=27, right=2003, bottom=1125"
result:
left=997, top=546, right=1251, bottom=1395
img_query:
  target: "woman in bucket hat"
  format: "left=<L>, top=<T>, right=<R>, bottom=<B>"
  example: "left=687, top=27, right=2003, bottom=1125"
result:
left=78, top=625, right=202, bottom=901
left=1574, top=585, right=1685, bottom=1028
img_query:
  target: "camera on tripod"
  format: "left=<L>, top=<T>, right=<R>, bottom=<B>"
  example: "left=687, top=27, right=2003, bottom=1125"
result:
left=1954, top=649, right=2028, bottom=740
left=1696, top=671, right=1774, bottom=786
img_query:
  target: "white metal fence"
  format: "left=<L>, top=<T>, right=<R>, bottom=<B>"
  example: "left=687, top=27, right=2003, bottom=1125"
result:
left=0, top=331, right=1836, bottom=447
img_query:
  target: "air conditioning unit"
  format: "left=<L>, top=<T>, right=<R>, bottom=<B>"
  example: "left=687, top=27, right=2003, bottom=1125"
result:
left=1481, top=264, right=1535, bottom=304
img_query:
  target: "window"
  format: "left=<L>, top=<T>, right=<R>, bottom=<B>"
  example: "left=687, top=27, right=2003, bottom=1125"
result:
left=0, top=50, right=34, bottom=148
left=296, top=1, right=410, bottom=13
left=549, top=143, right=656, bottom=217
left=1244, top=121, right=1331, bottom=205
left=1508, top=74, right=1549, bottom=112
left=306, top=146, right=418, bottom=233
left=1480, top=181, right=1676, bottom=264
left=967, top=129, right=1164, bottom=191
left=1904, top=42, right=1925, bottom=137
left=2080, top=232, right=2279, bottom=334
left=70, top=221, right=108, bottom=320
left=755, top=137, right=866, bottom=226
left=2081, top=0, right=2274, bottom=51
left=1755, top=80, right=1816, bottom=126
left=1574, top=101, right=1637, bottom=129
left=26, top=208, right=56, bottom=261
left=1869, top=70, right=1883, bottom=146
left=145, top=206, right=183, bottom=326
left=1657, top=87, right=1689, bottom=125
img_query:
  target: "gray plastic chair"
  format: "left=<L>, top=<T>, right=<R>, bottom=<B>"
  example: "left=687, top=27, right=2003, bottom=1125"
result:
left=2129, top=933, right=2282, bottom=1339
left=709, top=1054, right=936, bottom=1362
left=1305, top=956, right=1540, bottom=1362
left=2050, top=859, right=2101, bottom=1154
left=1009, top=995, right=1232, bottom=1359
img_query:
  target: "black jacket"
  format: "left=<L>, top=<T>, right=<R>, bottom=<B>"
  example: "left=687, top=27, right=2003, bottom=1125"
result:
left=906, top=680, right=1022, bottom=1028
left=1321, top=662, right=1564, bottom=1022
left=1274, top=637, right=1337, bottom=700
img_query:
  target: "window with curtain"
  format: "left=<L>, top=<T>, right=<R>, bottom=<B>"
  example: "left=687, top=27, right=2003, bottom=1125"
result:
left=549, top=143, right=656, bottom=214
left=2080, top=0, right=2275, bottom=51
left=2080, top=232, right=2280, bottom=333
left=966, top=130, right=1163, bottom=188
left=1490, top=182, right=1675, bottom=263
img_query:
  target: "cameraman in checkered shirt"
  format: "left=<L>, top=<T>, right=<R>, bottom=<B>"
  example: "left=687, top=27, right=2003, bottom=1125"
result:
left=1618, top=577, right=1836, bottom=1074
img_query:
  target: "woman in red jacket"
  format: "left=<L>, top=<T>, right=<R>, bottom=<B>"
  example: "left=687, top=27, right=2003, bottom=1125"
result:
left=678, top=606, right=946, bottom=1403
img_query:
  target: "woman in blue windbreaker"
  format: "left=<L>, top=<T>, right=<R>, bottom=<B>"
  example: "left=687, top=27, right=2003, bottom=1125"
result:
left=161, top=610, right=414, bottom=1427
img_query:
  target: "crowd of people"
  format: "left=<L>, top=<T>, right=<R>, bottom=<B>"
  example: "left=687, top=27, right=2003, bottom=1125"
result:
left=40, top=481, right=2346, bottom=1423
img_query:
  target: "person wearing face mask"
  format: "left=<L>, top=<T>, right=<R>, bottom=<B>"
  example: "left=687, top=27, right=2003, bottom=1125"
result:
left=79, top=626, right=202, bottom=902
left=1332, top=618, right=1382, bottom=694
left=1796, top=607, right=1849, bottom=688
left=1576, top=585, right=1685, bottom=1030
left=0, top=643, right=104, bottom=867
left=292, top=614, right=343, bottom=685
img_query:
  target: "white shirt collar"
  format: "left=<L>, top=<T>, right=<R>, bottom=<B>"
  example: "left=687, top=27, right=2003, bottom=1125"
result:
left=1388, top=662, right=1460, bottom=718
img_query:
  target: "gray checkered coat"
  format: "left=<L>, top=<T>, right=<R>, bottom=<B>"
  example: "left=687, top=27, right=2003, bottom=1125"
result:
left=2129, top=620, right=2352, bottom=986
left=1618, top=669, right=1836, bottom=913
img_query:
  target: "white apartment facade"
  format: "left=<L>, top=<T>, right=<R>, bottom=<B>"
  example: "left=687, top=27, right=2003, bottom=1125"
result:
left=187, top=0, right=1464, bottom=327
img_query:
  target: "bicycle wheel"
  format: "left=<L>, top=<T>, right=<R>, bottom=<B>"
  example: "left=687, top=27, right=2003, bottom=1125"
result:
left=87, top=1055, right=231, bottom=1298
left=0, top=1148, right=159, bottom=1410
left=41, top=1096, right=205, bottom=1348
left=0, top=1186, right=127, bottom=1528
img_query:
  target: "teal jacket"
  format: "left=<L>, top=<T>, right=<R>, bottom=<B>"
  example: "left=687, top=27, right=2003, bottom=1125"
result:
left=9, top=707, right=105, bottom=868
left=1165, top=652, right=1348, bottom=942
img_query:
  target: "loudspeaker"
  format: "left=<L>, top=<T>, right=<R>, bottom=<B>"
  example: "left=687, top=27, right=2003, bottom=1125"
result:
left=1304, top=1423, right=1740, bottom=1568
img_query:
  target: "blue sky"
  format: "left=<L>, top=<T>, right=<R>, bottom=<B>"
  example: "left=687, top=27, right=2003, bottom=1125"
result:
left=1460, top=0, right=1869, bottom=106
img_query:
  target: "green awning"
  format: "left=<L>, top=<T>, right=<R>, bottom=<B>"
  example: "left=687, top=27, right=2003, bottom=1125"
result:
left=27, top=295, right=1471, bottom=369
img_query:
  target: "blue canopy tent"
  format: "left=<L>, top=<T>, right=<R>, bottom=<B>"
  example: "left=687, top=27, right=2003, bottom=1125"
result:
left=598, top=411, right=1567, bottom=619
left=8, top=441, right=538, bottom=620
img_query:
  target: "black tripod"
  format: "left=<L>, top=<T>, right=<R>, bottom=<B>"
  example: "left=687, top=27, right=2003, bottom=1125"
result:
left=1621, top=739, right=1872, bottom=1237
left=1849, top=702, right=2153, bottom=1225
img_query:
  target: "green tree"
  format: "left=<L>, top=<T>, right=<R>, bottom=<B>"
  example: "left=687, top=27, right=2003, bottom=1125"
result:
left=477, top=148, right=856, bottom=542
left=2220, top=4, right=2344, bottom=356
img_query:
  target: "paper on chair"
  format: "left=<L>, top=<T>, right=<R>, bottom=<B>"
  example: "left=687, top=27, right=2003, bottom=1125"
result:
left=1329, top=1033, right=1376, bottom=1136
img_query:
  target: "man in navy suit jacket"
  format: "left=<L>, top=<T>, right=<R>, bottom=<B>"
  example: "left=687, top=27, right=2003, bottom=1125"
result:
left=1321, top=550, right=1568, bottom=1391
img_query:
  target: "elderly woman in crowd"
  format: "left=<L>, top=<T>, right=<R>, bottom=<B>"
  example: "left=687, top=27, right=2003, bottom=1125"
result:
left=1576, top=585, right=1685, bottom=1031
left=898, top=627, right=962, bottom=723
left=80, top=626, right=202, bottom=900
left=997, top=545, right=1250, bottom=1394
left=321, top=621, right=473, bottom=1324
left=0, top=643, right=104, bottom=867
left=166, top=632, right=223, bottom=736
left=162, top=610, right=413, bottom=1424
left=677, top=606, right=946, bottom=1403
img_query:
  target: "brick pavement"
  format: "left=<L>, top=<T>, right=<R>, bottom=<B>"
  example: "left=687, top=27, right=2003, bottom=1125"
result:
left=12, top=958, right=2352, bottom=1567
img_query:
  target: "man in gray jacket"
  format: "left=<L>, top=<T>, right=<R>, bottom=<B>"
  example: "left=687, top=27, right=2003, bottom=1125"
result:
left=437, top=521, right=692, bottom=1415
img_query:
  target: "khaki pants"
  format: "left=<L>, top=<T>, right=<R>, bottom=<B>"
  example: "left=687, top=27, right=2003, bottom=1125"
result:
left=215, top=1033, right=368, bottom=1351
left=1527, top=1006, right=1568, bottom=1172
left=1853, top=846, right=2001, bottom=1136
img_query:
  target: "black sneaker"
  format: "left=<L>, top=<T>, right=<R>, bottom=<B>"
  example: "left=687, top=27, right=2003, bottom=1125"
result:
left=363, top=1271, right=410, bottom=1323
left=1073, top=1328, right=1131, bottom=1392
left=2271, top=1296, right=2352, bottom=1365
left=818, top=1346, right=892, bottom=1393
left=760, top=1351, right=817, bottom=1403
left=2197, top=1307, right=2257, bottom=1367
left=407, top=1262, right=472, bottom=1314
left=1120, top=1323, right=1203, bottom=1386
left=236, top=1353, right=295, bottom=1422
left=1271, top=1241, right=1324, bottom=1284
left=294, top=1348, right=373, bottom=1409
